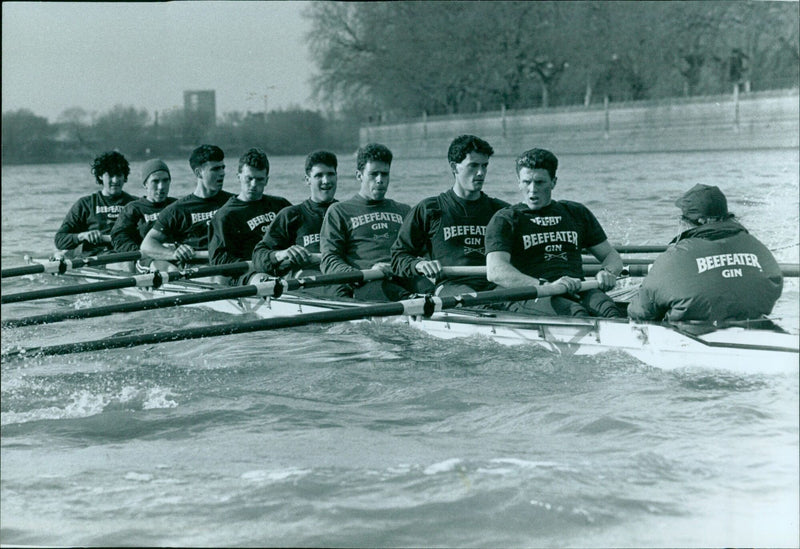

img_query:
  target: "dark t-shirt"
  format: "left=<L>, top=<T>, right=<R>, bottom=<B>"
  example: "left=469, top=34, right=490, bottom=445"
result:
left=54, top=190, right=136, bottom=254
left=391, top=189, right=508, bottom=289
left=251, top=198, right=335, bottom=275
left=110, top=196, right=178, bottom=252
left=207, top=194, right=292, bottom=265
left=152, top=191, right=233, bottom=250
left=485, top=200, right=607, bottom=281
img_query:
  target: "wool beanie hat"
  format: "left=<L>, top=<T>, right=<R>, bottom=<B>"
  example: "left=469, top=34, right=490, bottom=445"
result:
left=141, top=159, right=170, bottom=185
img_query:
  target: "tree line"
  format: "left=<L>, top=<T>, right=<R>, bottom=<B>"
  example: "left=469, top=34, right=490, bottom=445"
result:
left=305, top=1, right=799, bottom=121
left=1, top=105, right=361, bottom=165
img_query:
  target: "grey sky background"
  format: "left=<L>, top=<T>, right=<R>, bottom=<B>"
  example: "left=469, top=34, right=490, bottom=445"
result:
left=2, top=1, right=314, bottom=122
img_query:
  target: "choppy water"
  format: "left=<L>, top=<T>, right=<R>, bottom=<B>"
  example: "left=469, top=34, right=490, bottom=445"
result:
left=2, top=150, right=799, bottom=547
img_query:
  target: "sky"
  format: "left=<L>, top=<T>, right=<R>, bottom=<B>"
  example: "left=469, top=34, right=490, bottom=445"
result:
left=2, top=1, right=315, bottom=122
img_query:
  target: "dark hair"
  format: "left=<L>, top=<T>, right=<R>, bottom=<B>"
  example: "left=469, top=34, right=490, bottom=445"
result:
left=515, top=148, right=558, bottom=179
left=356, top=143, right=392, bottom=172
left=91, top=151, right=130, bottom=184
left=238, top=147, right=269, bottom=174
left=189, top=144, right=225, bottom=171
left=447, top=135, right=494, bottom=164
left=305, top=150, right=338, bottom=175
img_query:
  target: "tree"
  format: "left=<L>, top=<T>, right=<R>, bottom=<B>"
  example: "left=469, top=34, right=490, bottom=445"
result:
left=2, top=109, right=54, bottom=162
left=93, top=104, right=150, bottom=155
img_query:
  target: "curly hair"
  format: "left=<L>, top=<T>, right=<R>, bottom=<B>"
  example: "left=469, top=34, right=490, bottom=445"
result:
left=189, top=144, right=225, bottom=171
left=238, top=148, right=269, bottom=174
left=91, top=151, right=130, bottom=184
left=515, top=148, right=558, bottom=179
left=304, top=150, right=338, bottom=175
left=356, top=143, right=392, bottom=172
left=447, top=135, right=494, bottom=164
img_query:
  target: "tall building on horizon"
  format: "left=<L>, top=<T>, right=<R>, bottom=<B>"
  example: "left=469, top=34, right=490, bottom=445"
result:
left=183, top=90, right=216, bottom=140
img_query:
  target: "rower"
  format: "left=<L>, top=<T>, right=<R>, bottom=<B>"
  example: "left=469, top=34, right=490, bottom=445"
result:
left=251, top=150, right=338, bottom=291
left=485, top=148, right=624, bottom=317
left=109, top=159, right=177, bottom=272
left=140, top=144, right=233, bottom=271
left=391, top=134, right=509, bottom=296
left=320, top=143, right=433, bottom=301
left=627, top=184, right=783, bottom=323
left=207, top=148, right=291, bottom=283
left=54, top=150, right=136, bottom=259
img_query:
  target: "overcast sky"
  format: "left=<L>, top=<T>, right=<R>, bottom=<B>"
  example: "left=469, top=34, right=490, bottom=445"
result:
left=2, top=1, right=314, bottom=122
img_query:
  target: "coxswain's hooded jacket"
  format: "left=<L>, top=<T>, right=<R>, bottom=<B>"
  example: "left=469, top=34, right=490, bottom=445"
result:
left=627, top=220, right=783, bottom=323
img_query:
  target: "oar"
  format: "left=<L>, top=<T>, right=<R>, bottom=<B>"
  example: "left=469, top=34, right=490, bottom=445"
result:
left=442, top=263, right=799, bottom=278
left=439, top=265, right=653, bottom=278
left=1, top=261, right=252, bottom=304
left=2, top=268, right=387, bottom=329
left=3, top=281, right=597, bottom=358
left=1, top=251, right=143, bottom=279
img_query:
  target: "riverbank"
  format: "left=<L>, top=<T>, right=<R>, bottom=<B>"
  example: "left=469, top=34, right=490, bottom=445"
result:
left=360, top=89, right=799, bottom=157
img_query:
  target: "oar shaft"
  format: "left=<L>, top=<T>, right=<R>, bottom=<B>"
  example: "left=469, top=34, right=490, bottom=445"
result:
left=1, top=276, right=144, bottom=304
left=4, top=281, right=594, bottom=357
left=1, top=251, right=143, bottom=279
left=0, top=262, right=250, bottom=304
left=3, top=268, right=385, bottom=328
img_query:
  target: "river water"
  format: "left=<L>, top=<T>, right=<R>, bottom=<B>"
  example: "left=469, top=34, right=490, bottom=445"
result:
left=1, top=150, right=798, bottom=547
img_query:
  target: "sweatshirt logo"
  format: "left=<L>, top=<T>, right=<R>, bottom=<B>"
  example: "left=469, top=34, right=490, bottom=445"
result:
left=247, top=212, right=277, bottom=231
left=143, top=212, right=159, bottom=223
left=349, top=212, right=404, bottom=230
left=96, top=205, right=124, bottom=219
left=696, top=253, right=762, bottom=274
left=522, top=231, right=578, bottom=249
left=191, top=210, right=217, bottom=224
left=443, top=225, right=485, bottom=240
left=529, top=216, right=561, bottom=226
left=302, top=233, right=320, bottom=247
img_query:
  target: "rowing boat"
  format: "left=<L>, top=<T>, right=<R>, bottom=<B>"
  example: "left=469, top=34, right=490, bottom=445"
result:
left=28, top=265, right=797, bottom=375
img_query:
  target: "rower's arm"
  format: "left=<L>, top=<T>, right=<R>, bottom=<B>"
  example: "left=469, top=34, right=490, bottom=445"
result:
left=109, top=205, right=141, bottom=253
left=141, top=228, right=184, bottom=261
left=320, top=207, right=358, bottom=274
left=486, top=251, right=542, bottom=288
left=587, top=240, right=623, bottom=291
left=54, top=199, right=91, bottom=250
left=587, top=240, right=623, bottom=275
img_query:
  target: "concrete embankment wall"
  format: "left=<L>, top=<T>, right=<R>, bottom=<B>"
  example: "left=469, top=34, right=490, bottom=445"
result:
left=359, top=91, right=799, bottom=158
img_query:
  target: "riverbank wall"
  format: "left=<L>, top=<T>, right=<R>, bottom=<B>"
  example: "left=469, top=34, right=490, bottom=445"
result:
left=359, top=89, right=799, bottom=158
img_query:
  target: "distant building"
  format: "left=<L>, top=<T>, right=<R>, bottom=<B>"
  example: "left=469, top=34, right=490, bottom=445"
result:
left=183, top=90, right=216, bottom=140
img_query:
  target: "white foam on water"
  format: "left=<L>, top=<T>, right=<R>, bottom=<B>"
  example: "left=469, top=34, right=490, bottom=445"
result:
left=241, top=468, right=310, bottom=482
left=423, top=458, right=463, bottom=475
left=124, top=472, right=153, bottom=482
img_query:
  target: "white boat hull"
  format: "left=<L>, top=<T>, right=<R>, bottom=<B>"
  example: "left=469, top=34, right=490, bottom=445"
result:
left=112, top=275, right=799, bottom=375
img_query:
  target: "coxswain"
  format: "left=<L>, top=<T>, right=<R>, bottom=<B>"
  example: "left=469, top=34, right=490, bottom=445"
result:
left=54, top=150, right=136, bottom=258
left=485, top=148, right=624, bottom=317
left=140, top=144, right=232, bottom=269
left=628, top=184, right=783, bottom=323
left=391, top=134, right=509, bottom=296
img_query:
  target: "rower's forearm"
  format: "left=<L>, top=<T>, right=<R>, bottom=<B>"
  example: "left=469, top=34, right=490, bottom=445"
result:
left=601, top=256, right=625, bottom=276
left=488, top=266, right=540, bottom=288
left=140, top=238, right=177, bottom=260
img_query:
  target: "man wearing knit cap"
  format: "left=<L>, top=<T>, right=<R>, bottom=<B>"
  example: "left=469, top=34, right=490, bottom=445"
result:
left=628, top=184, right=783, bottom=323
left=110, top=159, right=177, bottom=271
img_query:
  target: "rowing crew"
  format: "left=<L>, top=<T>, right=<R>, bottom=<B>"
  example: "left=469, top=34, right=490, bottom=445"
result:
left=54, top=138, right=783, bottom=325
